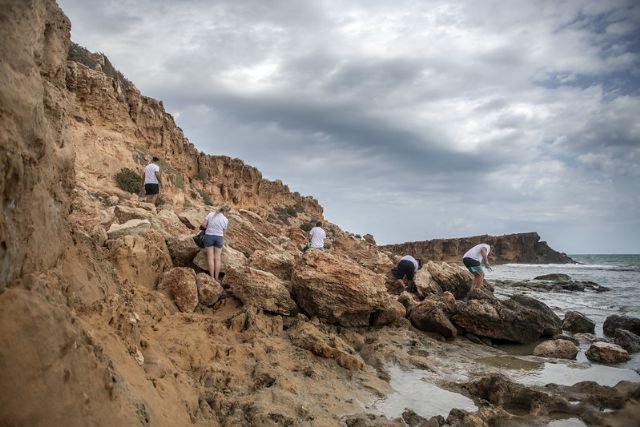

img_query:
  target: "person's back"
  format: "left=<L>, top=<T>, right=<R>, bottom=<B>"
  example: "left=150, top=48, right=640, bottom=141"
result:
left=144, top=162, right=160, bottom=185
left=142, top=156, right=161, bottom=202
left=309, top=222, right=326, bottom=249
left=205, top=212, right=228, bottom=236
left=463, top=243, right=490, bottom=262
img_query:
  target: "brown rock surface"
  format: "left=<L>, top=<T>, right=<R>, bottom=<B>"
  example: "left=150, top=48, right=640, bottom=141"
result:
left=225, top=266, right=297, bottom=315
left=381, top=232, right=574, bottom=264
left=533, top=339, right=578, bottom=359
left=249, top=249, right=296, bottom=281
left=452, top=294, right=562, bottom=343
left=586, top=342, right=630, bottom=364
left=195, top=273, right=223, bottom=306
left=603, top=314, right=640, bottom=337
left=292, top=251, right=402, bottom=327
left=562, top=311, right=595, bottom=334
left=193, top=245, right=248, bottom=272
left=107, top=219, right=151, bottom=239
left=162, top=267, right=199, bottom=312
left=409, top=299, right=458, bottom=339
left=287, top=321, right=364, bottom=370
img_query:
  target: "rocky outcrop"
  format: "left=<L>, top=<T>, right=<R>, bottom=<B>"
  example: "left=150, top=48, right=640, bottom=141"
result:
left=287, top=321, right=364, bottom=370
left=613, top=329, right=640, bottom=353
left=162, top=267, right=199, bottom=312
left=225, top=266, right=297, bottom=316
left=107, top=219, right=151, bottom=239
left=381, top=232, right=574, bottom=264
left=409, top=298, right=458, bottom=339
left=291, top=251, right=402, bottom=327
left=193, top=245, right=248, bottom=273
left=452, top=295, right=562, bottom=344
left=562, top=311, right=595, bottom=333
left=603, top=314, right=640, bottom=337
left=585, top=342, right=630, bottom=364
left=195, top=273, right=223, bottom=306
left=249, top=250, right=296, bottom=281
left=533, top=339, right=578, bottom=359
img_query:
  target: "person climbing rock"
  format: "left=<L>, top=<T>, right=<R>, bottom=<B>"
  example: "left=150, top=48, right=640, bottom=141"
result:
left=142, top=156, right=161, bottom=203
left=200, top=204, right=230, bottom=280
left=392, top=255, right=422, bottom=293
left=303, top=221, right=326, bottom=252
left=462, top=243, right=494, bottom=290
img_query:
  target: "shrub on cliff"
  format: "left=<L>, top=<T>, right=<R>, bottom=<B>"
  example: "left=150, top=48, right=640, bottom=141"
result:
left=300, top=222, right=314, bottom=232
left=114, top=168, right=142, bottom=193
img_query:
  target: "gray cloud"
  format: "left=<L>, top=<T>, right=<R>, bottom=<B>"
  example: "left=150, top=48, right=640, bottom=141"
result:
left=59, top=0, right=640, bottom=253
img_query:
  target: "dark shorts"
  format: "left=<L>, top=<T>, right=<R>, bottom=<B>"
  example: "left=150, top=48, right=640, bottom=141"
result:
left=463, top=257, right=482, bottom=273
left=144, top=183, right=159, bottom=195
left=203, top=234, right=224, bottom=248
left=392, top=260, right=416, bottom=280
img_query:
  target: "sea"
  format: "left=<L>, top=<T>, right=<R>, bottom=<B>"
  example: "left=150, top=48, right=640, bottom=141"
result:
left=490, top=254, right=640, bottom=332
left=370, top=254, right=640, bottom=422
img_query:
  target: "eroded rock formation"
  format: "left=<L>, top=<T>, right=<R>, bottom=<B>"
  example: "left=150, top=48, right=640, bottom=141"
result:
left=381, top=232, right=574, bottom=264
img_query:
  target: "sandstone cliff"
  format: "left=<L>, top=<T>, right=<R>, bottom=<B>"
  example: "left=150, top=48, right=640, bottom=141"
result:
left=380, top=232, right=575, bottom=264
left=3, top=2, right=632, bottom=427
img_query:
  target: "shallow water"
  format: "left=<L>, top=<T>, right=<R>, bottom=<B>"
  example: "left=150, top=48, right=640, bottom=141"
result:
left=369, top=366, right=477, bottom=419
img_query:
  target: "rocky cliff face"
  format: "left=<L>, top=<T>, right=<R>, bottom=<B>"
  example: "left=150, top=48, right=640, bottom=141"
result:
left=380, top=232, right=575, bottom=264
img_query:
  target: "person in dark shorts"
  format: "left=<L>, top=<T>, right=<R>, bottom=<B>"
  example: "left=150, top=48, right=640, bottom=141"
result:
left=391, top=255, right=422, bottom=293
left=142, top=156, right=161, bottom=203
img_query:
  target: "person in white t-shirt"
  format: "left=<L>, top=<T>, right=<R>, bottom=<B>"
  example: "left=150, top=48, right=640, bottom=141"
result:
left=304, top=221, right=326, bottom=252
left=200, top=204, right=230, bottom=280
left=462, top=243, right=494, bottom=290
left=391, top=255, right=422, bottom=293
left=141, top=156, right=161, bottom=203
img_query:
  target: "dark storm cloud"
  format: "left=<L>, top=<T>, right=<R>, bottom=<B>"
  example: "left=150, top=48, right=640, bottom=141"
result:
left=58, top=0, right=640, bottom=252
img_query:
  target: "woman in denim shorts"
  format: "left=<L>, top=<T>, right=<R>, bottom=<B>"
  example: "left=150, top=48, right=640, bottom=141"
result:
left=200, top=204, right=230, bottom=280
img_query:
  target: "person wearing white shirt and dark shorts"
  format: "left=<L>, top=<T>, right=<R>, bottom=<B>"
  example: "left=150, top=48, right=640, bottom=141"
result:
left=142, top=156, right=161, bottom=203
left=304, top=221, right=326, bottom=252
left=462, top=243, right=494, bottom=290
left=200, top=204, right=230, bottom=280
left=392, top=255, right=422, bottom=293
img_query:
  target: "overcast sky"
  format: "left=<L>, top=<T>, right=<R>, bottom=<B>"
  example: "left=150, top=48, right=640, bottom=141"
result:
left=59, top=0, right=640, bottom=254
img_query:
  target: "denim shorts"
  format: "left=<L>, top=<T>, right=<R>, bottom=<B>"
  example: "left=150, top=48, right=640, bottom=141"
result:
left=203, top=234, right=224, bottom=248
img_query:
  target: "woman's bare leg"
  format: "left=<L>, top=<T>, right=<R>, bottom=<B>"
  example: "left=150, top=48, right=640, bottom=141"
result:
left=206, top=246, right=215, bottom=278
left=213, top=247, right=223, bottom=280
left=472, top=271, right=484, bottom=289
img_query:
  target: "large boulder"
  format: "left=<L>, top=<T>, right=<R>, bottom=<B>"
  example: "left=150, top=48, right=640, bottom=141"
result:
left=585, top=342, right=630, bottom=364
left=533, top=339, right=579, bottom=359
left=107, top=231, right=172, bottom=290
left=177, top=208, right=208, bottom=229
left=249, top=250, right=296, bottom=281
left=423, top=261, right=476, bottom=299
left=452, top=294, right=562, bottom=344
left=603, top=315, right=640, bottom=337
left=107, top=219, right=150, bottom=239
left=196, top=273, right=223, bottom=306
left=193, top=245, right=248, bottom=273
left=225, top=213, right=279, bottom=257
left=614, top=329, right=640, bottom=353
left=562, top=311, right=595, bottom=334
left=225, top=267, right=297, bottom=316
left=165, top=234, right=200, bottom=266
left=291, top=251, right=403, bottom=327
left=409, top=299, right=457, bottom=338
left=114, top=205, right=151, bottom=223
left=161, top=268, right=198, bottom=312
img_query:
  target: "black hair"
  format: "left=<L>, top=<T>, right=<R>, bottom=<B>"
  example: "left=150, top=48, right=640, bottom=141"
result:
left=152, top=156, right=160, bottom=162
left=416, top=258, right=423, bottom=269
left=316, top=221, right=322, bottom=227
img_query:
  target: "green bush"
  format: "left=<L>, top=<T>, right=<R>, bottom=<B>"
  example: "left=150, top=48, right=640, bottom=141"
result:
left=114, top=168, right=142, bottom=193
left=300, top=222, right=314, bottom=233
left=286, top=206, right=298, bottom=217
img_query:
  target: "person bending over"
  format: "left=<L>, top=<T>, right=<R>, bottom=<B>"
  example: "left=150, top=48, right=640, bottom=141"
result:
left=392, top=255, right=422, bottom=293
left=462, top=243, right=494, bottom=290
left=304, top=221, right=326, bottom=252
left=200, top=204, right=230, bottom=280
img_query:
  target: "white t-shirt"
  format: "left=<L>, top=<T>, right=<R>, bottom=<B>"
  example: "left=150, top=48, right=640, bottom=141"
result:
left=144, top=163, right=160, bottom=184
left=463, top=244, right=491, bottom=262
left=400, top=255, right=419, bottom=271
left=309, top=226, right=326, bottom=249
left=205, top=212, right=228, bottom=236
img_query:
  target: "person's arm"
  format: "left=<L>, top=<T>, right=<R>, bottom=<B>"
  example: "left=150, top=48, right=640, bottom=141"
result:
left=480, top=247, right=492, bottom=270
left=200, top=217, right=208, bottom=231
left=155, top=170, right=161, bottom=186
